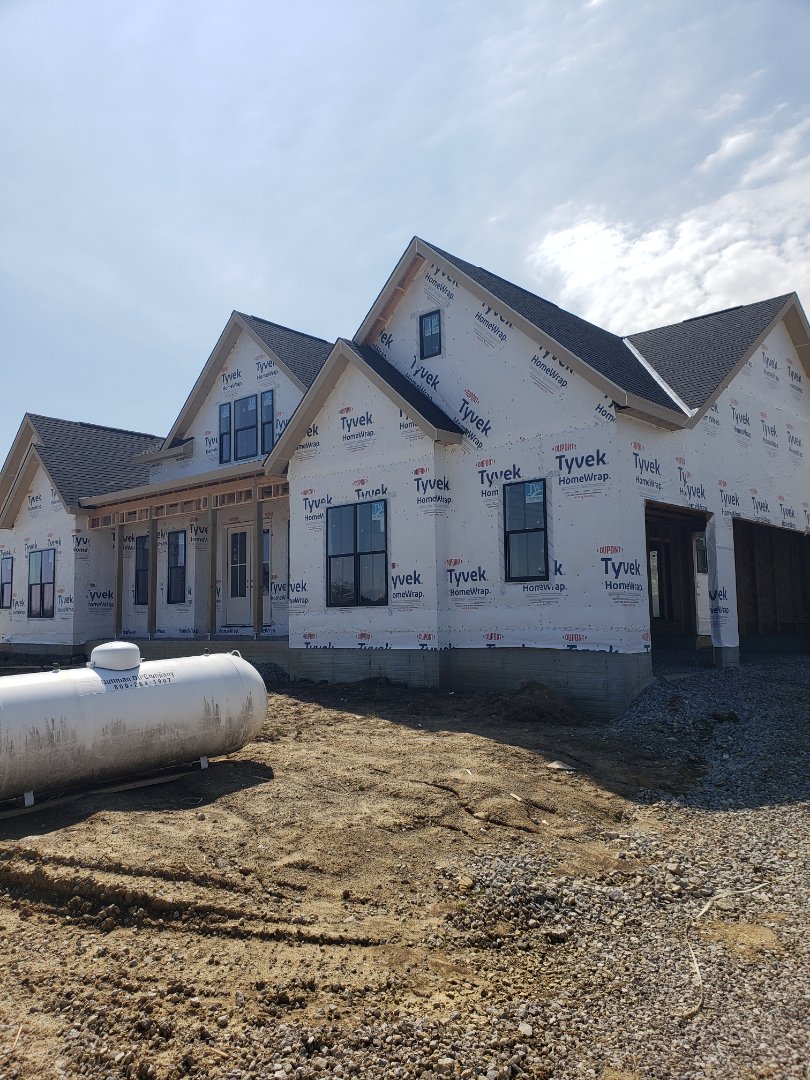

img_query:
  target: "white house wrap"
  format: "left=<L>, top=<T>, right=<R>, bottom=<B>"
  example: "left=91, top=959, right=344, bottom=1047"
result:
left=1, top=237, right=808, bottom=717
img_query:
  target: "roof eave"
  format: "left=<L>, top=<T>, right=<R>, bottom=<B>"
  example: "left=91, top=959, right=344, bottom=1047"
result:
left=0, top=446, right=69, bottom=529
left=77, top=459, right=272, bottom=509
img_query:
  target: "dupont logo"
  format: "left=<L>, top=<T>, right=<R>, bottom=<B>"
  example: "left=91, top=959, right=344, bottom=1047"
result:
left=553, top=443, right=576, bottom=453
left=597, top=545, right=623, bottom=555
left=563, top=632, right=587, bottom=642
left=483, top=632, right=503, bottom=647
left=339, top=406, right=353, bottom=415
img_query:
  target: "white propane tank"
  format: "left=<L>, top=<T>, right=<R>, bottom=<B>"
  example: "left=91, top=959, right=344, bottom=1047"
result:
left=0, top=643, right=268, bottom=803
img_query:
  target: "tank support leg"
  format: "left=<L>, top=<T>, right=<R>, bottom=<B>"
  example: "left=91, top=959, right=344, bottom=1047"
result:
left=199, top=756, right=209, bottom=770
left=24, top=791, right=34, bottom=807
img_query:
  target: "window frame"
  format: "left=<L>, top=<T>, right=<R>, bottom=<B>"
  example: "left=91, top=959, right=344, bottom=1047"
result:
left=261, top=390, right=275, bottom=455
left=219, top=402, right=232, bottom=464
left=167, top=530, right=186, bottom=605
left=419, top=309, right=441, bottom=360
left=28, top=547, right=55, bottom=619
left=134, top=535, right=149, bottom=606
left=504, top=479, right=549, bottom=583
left=0, top=556, right=12, bottom=609
left=326, top=501, right=388, bottom=608
left=233, top=394, right=258, bottom=461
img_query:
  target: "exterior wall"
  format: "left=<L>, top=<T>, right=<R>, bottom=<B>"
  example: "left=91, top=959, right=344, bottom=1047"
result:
left=618, top=319, right=810, bottom=650
left=151, top=330, right=305, bottom=484
left=287, top=260, right=647, bottom=658
left=0, top=466, right=77, bottom=645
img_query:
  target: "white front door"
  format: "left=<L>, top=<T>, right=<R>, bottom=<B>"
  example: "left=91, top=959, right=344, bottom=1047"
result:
left=224, top=527, right=251, bottom=626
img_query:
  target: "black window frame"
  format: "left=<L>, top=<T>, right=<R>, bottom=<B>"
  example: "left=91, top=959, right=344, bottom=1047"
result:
left=262, top=527, right=270, bottom=595
left=233, top=394, right=258, bottom=461
left=504, top=479, right=549, bottom=583
left=219, top=402, right=232, bottom=464
left=261, top=390, right=275, bottom=454
left=28, top=547, right=55, bottom=619
left=326, top=501, right=388, bottom=608
left=167, top=530, right=186, bottom=605
left=0, top=556, right=12, bottom=609
left=134, top=535, right=149, bottom=606
left=419, top=310, right=441, bottom=360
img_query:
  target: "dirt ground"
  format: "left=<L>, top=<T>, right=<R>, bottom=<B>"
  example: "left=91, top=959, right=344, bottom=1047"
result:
left=0, top=679, right=754, bottom=1079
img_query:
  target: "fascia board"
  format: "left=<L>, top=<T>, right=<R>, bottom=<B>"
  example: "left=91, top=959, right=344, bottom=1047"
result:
left=235, top=315, right=309, bottom=395
left=0, top=447, right=66, bottom=528
left=0, top=415, right=39, bottom=512
left=77, top=460, right=268, bottom=509
left=162, top=313, right=244, bottom=449
left=354, top=237, right=423, bottom=342
left=781, top=293, right=810, bottom=373
left=264, top=347, right=350, bottom=475
left=683, top=295, right=798, bottom=430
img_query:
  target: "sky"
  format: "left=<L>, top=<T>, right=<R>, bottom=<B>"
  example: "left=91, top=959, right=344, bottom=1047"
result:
left=1, top=0, right=808, bottom=455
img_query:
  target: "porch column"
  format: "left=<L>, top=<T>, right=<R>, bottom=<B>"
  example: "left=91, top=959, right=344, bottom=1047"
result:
left=147, top=515, right=158, bottom=639
left=706, top=513, right=740, bottom=667
left=113, top=523, right=124, bottom=639
left=252, top=498, right=263, bottom=638
left=207, top=506, right=217, bottom=638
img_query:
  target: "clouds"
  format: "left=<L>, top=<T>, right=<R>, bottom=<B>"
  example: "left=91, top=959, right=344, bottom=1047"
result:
left=526, top=118, right=810, bottom=333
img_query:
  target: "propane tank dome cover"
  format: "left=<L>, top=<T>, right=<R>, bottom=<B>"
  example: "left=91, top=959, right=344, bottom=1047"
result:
left=88, top=641, right=141, bottom=670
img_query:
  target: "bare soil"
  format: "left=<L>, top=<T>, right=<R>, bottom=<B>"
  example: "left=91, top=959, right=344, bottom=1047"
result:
left=0, top=679, right=762, bottom=1079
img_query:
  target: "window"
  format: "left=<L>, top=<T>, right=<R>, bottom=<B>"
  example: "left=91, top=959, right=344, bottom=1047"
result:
left=262, top=528, right=270, bottom=594
left=0, top=557, right=12, bottom=608
left=219, top=402, right=232, bottom=464
left=167, top=530, right=186, bottom=604
left=134, top=535, right=149, bottom=606
left=420, top=310, right=441, bottom=359
left=234, top=395, right=258, bottom=460
left=327, top=501, right=387, bottom=607
left=261, top=391, right=274, bottom=454
left=504, top=480, right=548, bottom=581
left=28, top=548, right=55, bottom=618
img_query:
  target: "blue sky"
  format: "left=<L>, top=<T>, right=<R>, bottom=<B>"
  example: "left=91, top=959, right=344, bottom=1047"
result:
left=1, top=0, right=808, bottom=454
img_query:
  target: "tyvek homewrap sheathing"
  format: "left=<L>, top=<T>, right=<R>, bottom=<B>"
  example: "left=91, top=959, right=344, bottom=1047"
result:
left=286, top=258, right=810, bottom=657
left=0, top=463, right=116, bottom=646
left=151, top=330, right=304, bottom=485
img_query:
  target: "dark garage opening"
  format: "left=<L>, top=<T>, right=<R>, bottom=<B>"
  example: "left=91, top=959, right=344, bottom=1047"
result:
left=733, top=519, right=810, bottom=651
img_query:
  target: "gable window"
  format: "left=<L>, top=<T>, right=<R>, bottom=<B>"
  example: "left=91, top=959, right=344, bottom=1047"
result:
left=167, top=530, right=186, bottom=604
left=261, top=390, right=275, bottom=454
left=504, top=480, right=548, bottom=582
left=0, top=557, right=12, bottom=609
left=234, top=395, right=258, bottom=460
left=420, top=310, right=441, bottom=360
left=327, top=501, right=387, bottom=607
left=28, top=548, right=55, bottom=618
left=134, top=535, right=149, bottom=606
left=219, top=403, right=232, bottom=464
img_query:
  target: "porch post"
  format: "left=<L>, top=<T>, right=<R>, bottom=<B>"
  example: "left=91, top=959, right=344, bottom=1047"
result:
left=252, top=496, right=263, bottom=638
left=147, top=515, right=158, bottom=639
left=207, top=505, right=217, bottom=638
left=706, top=513, right=740, bottom=667
left=113, top=523, right=124, bottom=639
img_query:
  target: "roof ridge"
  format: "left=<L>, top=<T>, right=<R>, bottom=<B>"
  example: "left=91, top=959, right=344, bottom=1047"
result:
left=237, top=312, right=333, bottom=347
left=628, top=293, right=794, bottom=337
left=27, top=414, right=161, bottom=440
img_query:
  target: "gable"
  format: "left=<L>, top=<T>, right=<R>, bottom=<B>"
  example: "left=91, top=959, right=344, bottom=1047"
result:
left=160, top=312, right=332, bottom=453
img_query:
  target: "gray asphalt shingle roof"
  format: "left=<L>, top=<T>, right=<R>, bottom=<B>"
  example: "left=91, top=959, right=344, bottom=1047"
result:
left=424, top=241, right=682, bottom=413
left=342, top=340, right=464, bottom=436
left=237, top=313, right=333, bottom=388
left=27, top=415, right=160, bottom=506
left=627, top=295, right=792, bottom=410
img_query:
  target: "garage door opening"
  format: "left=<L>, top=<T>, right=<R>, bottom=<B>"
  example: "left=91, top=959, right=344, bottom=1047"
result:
left=733, top=519, right=810, bottom=651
